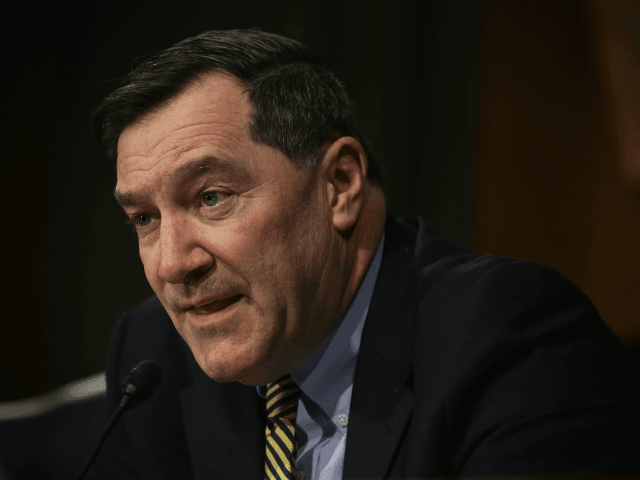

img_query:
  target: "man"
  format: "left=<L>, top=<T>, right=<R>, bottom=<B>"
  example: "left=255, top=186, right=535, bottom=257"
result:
left=89, top=29, right=640, bottom=479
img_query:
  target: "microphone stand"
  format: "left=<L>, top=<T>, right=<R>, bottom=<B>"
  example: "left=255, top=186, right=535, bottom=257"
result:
left=75, top=361, right=162, bottom=480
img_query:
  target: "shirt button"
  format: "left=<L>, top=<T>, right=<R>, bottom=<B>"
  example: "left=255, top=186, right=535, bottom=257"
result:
left=337, top=414, right=348, bottom=426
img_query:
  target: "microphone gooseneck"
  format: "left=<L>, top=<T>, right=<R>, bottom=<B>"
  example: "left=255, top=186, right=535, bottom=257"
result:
left=75, top=360, right=163, bottom=480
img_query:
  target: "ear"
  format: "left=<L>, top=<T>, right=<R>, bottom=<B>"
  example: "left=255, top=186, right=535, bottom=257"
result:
left=321, top=137, right=368, bottom=232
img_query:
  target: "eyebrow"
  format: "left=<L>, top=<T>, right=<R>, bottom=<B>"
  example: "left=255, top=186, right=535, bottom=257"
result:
left=114, top=155, right=249, bottom=208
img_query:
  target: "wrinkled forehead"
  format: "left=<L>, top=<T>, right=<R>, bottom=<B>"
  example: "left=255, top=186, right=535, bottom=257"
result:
left=116, top=71, right=255, bottom=181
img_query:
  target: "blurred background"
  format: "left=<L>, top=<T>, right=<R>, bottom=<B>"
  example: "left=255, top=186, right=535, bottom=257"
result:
left=1, top=0, right=639, bottom=403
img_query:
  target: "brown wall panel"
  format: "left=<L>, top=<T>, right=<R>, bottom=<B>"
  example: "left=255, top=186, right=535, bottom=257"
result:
left=475, top=1, right=640, bottom=342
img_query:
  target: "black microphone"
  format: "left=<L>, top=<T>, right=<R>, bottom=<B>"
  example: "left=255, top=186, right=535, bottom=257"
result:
left=75, top=360, right=163, bottom=480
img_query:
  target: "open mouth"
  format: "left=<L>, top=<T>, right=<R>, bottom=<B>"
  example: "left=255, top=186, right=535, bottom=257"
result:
left=191, top=295, right=243, bottom=315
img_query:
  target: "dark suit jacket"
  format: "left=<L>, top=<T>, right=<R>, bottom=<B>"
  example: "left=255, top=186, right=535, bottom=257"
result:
left=89, top=216, right=640, bottom=479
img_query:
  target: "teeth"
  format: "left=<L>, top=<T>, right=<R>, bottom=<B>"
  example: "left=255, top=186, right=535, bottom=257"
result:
left=194, top=302, right=220, bottom=313
left=193, top=296, right=239, bottom=314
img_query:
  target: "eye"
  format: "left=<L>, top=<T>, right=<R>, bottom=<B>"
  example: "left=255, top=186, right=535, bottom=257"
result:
left=134, top=214, right=156, bottom=227
left=202, top=191, right=226, bottom=207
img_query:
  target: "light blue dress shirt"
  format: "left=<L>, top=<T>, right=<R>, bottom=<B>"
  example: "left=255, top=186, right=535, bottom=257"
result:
left=257, top=233, right=385, bottom=480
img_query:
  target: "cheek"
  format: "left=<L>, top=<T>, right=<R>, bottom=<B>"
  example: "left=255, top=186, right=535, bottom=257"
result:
left=227, top=197, right=298, bottom=264
left=253, top=214, right=307, bottom=287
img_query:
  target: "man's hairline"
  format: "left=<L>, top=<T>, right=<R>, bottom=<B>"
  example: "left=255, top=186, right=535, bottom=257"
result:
left=114, top=66, right=327, bottom=172
left=119, top=68, right=242, bottom=140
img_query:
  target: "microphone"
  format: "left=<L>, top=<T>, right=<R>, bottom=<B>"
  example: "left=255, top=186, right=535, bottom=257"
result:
left=118, top=360, right=163, bottom=409
left=75, top=361, right=163, bottom=480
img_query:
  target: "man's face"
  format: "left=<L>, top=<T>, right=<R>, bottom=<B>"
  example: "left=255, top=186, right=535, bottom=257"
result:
left=115, top=72, right=346, bottom=386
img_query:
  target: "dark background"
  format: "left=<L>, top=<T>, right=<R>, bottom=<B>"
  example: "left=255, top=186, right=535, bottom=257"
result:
left=1, top=1, right=639, bottom=402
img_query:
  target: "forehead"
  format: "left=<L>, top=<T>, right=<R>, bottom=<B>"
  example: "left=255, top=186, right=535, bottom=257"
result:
left=116, top=71, right=254, bottom=183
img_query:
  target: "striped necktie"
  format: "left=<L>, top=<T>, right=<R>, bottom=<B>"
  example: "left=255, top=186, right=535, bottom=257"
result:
left=265, top=374, right=302, bottom=480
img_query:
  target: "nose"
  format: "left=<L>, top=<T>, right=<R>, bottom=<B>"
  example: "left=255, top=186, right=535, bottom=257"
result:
left=156, top=215, right=214, bottom=285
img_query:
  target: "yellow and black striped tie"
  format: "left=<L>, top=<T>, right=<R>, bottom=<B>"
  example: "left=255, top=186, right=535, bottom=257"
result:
left=265, top=374, right=301, bottom=480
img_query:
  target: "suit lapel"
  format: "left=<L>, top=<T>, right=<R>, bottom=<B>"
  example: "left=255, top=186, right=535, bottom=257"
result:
left=181, top=380, right=266, bottom=480
left=343, top=337, right=414, bottom=480
left=343, top=216, right=420, bottom=479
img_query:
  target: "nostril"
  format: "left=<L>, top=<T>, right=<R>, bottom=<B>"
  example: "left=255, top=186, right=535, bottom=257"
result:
left=185, top=263, right=213, bottom=286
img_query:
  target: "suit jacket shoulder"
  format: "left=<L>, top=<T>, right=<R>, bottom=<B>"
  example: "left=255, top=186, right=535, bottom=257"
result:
left=344, top=215, right=640, bottom=478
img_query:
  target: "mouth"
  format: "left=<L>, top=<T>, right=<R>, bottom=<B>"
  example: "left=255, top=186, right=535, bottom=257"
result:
left=190, top=295, right=244, bottom=315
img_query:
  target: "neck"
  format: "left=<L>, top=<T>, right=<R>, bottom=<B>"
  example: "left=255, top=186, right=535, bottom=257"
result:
left=338, top=181, right=387, bottom=316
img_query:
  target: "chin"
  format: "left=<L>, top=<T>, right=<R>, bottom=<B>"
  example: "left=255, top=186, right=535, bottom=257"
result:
left=194, top=343, right=273, bottom=386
